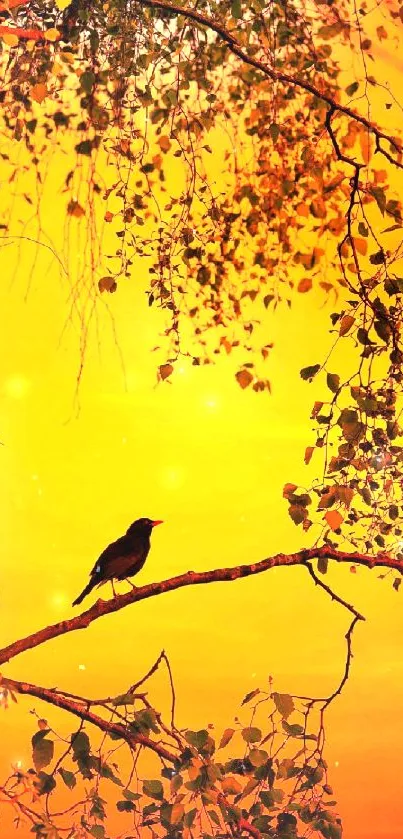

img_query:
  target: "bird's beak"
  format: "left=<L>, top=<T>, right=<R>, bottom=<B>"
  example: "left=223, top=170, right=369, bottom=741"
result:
left=151, top=520, right=163, bottom=527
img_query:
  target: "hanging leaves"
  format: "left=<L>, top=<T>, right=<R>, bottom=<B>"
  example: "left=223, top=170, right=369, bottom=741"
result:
left=158, top=135, right=171, bottom=153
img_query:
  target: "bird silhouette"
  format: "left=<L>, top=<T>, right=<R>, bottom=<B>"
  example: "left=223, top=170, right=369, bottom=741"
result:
left=72, top=517, right=163, bottom=607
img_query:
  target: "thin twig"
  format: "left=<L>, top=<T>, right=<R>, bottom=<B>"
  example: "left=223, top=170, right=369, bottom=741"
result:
left=303, top=561, right=365, bottom=621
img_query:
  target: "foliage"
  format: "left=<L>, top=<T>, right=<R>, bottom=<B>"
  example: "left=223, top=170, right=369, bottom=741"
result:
left=1, top=668, right=342, bottom=839
left=0, top=0, right=402, bottom=560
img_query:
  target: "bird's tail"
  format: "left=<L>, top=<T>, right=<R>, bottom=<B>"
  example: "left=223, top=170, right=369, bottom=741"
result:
left=72, top=578, right=97, bottom=607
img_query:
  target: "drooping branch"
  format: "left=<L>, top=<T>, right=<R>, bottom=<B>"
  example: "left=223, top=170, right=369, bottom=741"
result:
left=0, top=546, right=401, bottom=667
left=2, top=0, right=402, bottom=176
left=300, top=565, right=364, bottom=705
left=323, top=614, right=361, bottom=708
left=304, top=561, right=365, bottom=621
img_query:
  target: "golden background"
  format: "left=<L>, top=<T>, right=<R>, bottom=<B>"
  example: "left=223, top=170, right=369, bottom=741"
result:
left=1, top=22, right=403, bottom=839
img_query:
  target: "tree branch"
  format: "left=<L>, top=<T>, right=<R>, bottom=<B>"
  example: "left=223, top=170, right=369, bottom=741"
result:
left=2, top=676, right=177, bottom=764
left=137, top=0, right=402, bottom=162
left=3, top=0, right=403, bottom=175
left=0, top=546, right=400, bottom=667
left=323, top=614, right=361, bottom=708
left=1, top=675, right=262, bottom=839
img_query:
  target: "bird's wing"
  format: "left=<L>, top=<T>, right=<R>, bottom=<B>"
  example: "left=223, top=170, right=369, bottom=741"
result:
left=91, top=536, right=130, bottom=577
left=90, top=534, right=148, bottom=581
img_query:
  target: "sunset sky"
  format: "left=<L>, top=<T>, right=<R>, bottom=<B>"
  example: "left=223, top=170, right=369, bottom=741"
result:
left=1, top=12, right=403, bottom=839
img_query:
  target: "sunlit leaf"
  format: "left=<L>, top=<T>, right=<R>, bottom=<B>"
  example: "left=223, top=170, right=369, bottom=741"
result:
left=159, top=363, right=174, bottom=380
left=298, top=277, right=312, bottom=293
left=1, top=33, right=19, bottom=47
left=31, top=83, right=47, bottom=104
left=235, top=369, right=253, bottom=389
left=324, top=509, right=343, bottom=531
left=45, top=28, right=60, bottom=41
left=304, top=446, right=314, bottom=465
left=170, top=802, right=185, bottom=823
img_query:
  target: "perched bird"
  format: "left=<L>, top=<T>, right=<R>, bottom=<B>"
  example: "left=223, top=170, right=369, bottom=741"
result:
left=72, top=517, right=163, bottom=607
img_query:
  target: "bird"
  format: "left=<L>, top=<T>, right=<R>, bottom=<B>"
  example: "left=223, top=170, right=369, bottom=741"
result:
left=72, top=517, right=163, bottom=607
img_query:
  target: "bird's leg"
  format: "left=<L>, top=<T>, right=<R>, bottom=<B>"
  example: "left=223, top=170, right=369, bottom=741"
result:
left=127, top=579, right=138, bottom=590
left=111, top=580, right=117, bottom=598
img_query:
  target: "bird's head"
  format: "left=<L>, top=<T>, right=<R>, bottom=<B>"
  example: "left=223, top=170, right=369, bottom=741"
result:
left=127, top=517, right=163, bottom=536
